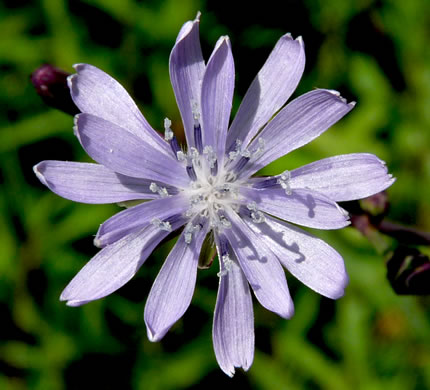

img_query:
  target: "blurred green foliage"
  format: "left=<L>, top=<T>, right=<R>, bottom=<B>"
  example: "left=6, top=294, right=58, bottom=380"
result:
left=1, top=0, right=430, bottom=389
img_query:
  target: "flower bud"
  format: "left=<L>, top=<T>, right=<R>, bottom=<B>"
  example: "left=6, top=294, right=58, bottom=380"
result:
left=31, top=64, right=79, bottom=115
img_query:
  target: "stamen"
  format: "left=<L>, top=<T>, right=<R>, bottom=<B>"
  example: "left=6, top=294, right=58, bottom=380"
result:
left=224, top=172, right=237, bottom=182
left=211, top=214, right=231, bottom=230
left=218, top=236, right=229, bottom=257
left=211, top=160, right=218, bottom=176
left=234, top=156, right=250, bottom=172
left=177, top=150, right=187, bottom=162
left=164, top=118, right=173, bottom=141
left=277, top=170, right=292, bottom=195
left=151, top=218, right=172, bottom=232
left=241, top=149, right=251, bottom=159
left=233, top=139, right=265, bottom=172
left=221, top=183, right=231, bottom=192
left=189, top=147, right=199, bottom=163
left=170, top=137, right=181, bottom=157
left=184, top=223, right=201, bottom=244
left=194, top=123, right=203, bottom=154
left=217, top=254, right=233, bottom=277
left=219, top=217, right=232, bottom=228
left=228, top=139, right=242, bottom=161
left=203, top=146, right=217, bottom=169
left=192, top=101, right=200, bottom=123
left=149, top=182, right=169, bottom=198
left=253, top=138, right=265, bottom=159
left=164, top=118, right=181, bottom=157
left=247, top=201, right=265, bottom=223
left=192, top=103, right=203, bottom=153
left=253, top=177, right=278, bottom=189
left=190, top=194, right=204, bottom=205
left=187, top=165, right=197, bottom=181
left=228, top=137, right=266, bottom=173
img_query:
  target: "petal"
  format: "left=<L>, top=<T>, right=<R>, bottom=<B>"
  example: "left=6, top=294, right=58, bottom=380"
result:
left=243, top=89, right=356, bottom=178
left=33, top=160, right=173, bottom=204
left=213, top=249, right=254, bottom=377
left=95, top=195, right=189, bottom=247
left=245, top=214, right=349, bottom=299
left=223, top=211, right=294, bottom=318
left=226, top=34, right=305, bottom=151
left=68, top=63, right=170, bottom=157
left=241, top=186, right=350, bottom=230
left=144, top=221, right=209, bottom=342
left=60, top=219, right=185, bottom=305
left=201, top=36, right=235, bottom=163
left=289, top=153, right=395, bottom=202
left=169, top=13, right=205, bottom=148
left=75, top=113, right=189, bottom=187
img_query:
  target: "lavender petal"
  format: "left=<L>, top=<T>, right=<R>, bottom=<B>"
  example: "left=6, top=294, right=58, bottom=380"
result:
left=60, top=222, right=183, bottom=305
left=201, top=36, right=235, bottom=164
left=241, top=186, right=350, bottom=230
left=169, top=13, right=205, bottom=148
left=75, top=113, right=189, bottom=187
left=242, top=89, right=355, bottom=178
left=33, top=161, right=166, bottom=204
left=213, top=251, right=254, bottom=377
left=223, top=211, right=294, bottom=319
left=68, top=63, right=170, bottom=156
left=245, top=215, right=349, bottom=299
left=95, top=195, right=189, bottom=247
left=289, top=153, right=395, bottom=201
left=144, top=221, right=209, bottom=342
left=226, top=33, right=305, bottom=151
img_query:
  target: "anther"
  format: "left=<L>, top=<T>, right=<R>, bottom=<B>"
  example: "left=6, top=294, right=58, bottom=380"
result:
left=164, top=118, right=181, bottom=157
left=151, top=218, right=172, bottom=232
left=228, top=139, right=242, bottom=161
left=177, top=151, right=187, bottom=162
left=184, top=223, right=201, bottom=244
left=149, top=182, right=169, bottom=197
left=218, top=237, right=229, bottom=257
left=190, top=194, right=204, bottom=206
left=194, top=123, right=203, bottom=154
left=224, top=172, right=237, bottom=182
left=247, top=201, right=265, bottom=223
left=203, top=146, right=217, bottom=168
left=192, top=103, right=203, bottom=153
left=219, top=217, right=232, bottom=228
left=217, top=254, right=233, bottom=277
left=211, top=160, right=218, bottom=176
left=203, top=146, right=218, bottom=176
left=277, top=170, right=292, bottom=195
left=164, top=118, right=173, bottom=141
left=234, top=155, right=250, bottom=172
left=253, top=138, right=265, bottom=159
left=253, top=177, right=278, bottom=189
left=186, top=165, right=197, bottom=181
left=189, top=147, right=199, bottom=163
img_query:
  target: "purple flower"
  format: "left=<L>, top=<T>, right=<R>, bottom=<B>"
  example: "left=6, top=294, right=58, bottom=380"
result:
left=34, top=14, right=394, bottom=376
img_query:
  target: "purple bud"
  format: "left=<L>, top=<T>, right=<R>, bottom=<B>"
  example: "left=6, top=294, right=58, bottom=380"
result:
left=31, top=64, right=79, bottom=115
left=386, top=246, right=430, bottom=295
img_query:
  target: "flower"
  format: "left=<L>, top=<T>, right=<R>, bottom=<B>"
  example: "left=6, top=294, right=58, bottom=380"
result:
left=33, top=13, right=394, bottom=376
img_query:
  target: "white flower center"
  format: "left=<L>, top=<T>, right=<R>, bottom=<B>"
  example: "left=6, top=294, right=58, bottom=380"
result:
left=159, top=117, right=269, bottom=244
left=184, top=152, right=240, bottom=230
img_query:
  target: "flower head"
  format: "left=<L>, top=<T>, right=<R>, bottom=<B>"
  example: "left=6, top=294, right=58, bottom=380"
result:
left=34, top=13, right=394, bottom=376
